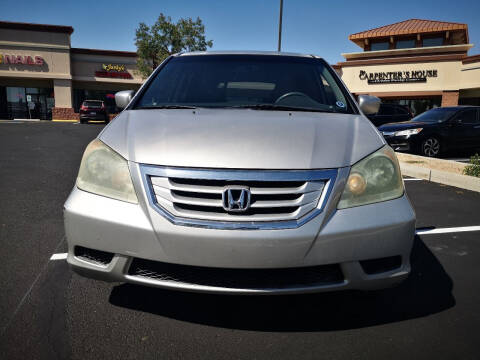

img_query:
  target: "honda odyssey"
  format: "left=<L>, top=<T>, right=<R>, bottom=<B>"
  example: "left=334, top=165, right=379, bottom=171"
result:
left=64, top=51, right=416, bottom=294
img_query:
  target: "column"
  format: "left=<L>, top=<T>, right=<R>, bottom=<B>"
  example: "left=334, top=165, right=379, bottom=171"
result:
left=52, top=79, right=77, bottom=121
left=441, top=91, right=459, bottom=107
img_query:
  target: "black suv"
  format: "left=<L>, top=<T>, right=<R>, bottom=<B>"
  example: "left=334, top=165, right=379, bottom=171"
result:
left=79, top=100, right=109, bottom=123
left=378, top=106, right=480, bottom=157
left=366, top=103, right=412, bottom=127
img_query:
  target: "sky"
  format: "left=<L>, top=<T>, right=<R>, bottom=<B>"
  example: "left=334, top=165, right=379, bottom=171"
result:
left=1, top=0, right=480, bottom=64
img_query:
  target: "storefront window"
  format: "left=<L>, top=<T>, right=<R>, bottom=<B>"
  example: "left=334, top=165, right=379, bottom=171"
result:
left=0, top=87, right=7, bottom=119
left=459, top=97, right=480, bottom=106
left=2, top=87, right=53, bottom=120
left=370, top=41, right=389, bottom=51
left=423, top=37, right=444, bottom=47
left=26, top=88, right=40, bottom=94
left=6, top=87, right=27, bottom=119
left=384, top=97, right=441, bottom=117
left=396, top=39, right=415, bottom=49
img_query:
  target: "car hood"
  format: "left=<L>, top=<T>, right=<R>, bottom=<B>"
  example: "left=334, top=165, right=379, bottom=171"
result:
left=378, top=121, right=435, bottom=132
left=99, top=108, right=384, bottom=169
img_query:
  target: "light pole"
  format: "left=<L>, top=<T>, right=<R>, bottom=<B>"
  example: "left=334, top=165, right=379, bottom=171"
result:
left=277, top=0, right=283, bottom=51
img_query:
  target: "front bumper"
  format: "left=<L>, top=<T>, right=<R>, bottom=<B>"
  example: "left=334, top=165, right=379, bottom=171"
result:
left=64, top=173, right=416, bottom=294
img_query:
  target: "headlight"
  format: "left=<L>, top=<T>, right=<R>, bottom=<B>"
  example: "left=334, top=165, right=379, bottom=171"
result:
left=338, top=146, right=403, bottom=209
left=76, top=139, right=138, bottom=203
left=394, top=128, right=422, bottom=137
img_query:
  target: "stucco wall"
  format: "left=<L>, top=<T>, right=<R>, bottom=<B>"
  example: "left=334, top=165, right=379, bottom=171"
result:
left=460, top=62, right=480, bottom=90
left=71, top=53, right=142, bottom=84
left=0, top=29, right=71, bottom=80
left=0, top=28, right=70, bottom=47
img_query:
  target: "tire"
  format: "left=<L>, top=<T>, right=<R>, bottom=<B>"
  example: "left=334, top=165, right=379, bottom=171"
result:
left=421, top=137, right=441, bottom=157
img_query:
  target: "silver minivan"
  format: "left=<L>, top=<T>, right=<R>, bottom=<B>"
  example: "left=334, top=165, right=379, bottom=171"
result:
left=64, top=51, right=415, bottom=294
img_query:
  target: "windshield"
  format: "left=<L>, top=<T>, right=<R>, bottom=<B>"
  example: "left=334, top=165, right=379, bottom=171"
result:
left=83, top=101, right=103, bottom=108
left=134, top=55, right=354, bottom=114
left=412, top=108, right=457, bottom=123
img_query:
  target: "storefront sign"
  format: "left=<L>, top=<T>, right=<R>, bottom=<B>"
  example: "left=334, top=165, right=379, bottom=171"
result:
left=0, top=54, right=44, bottom=66
left=102, top=63, right=126, bottom=72
left=359, top=69, right=438, bottom=84
left=95, top=70, right=133, bottom=79
left=95, top=63, right=132, bottom=79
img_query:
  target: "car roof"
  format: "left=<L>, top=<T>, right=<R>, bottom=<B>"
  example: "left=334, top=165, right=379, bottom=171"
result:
left=176, top=50, right=322, bottom=60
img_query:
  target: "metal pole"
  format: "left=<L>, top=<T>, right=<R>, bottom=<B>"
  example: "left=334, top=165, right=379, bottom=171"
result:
left=277, top=0, right=283, bottom=51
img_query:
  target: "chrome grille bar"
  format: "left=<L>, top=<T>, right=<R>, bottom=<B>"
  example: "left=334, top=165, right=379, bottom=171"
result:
left=140, top=165, right=337, bottom=230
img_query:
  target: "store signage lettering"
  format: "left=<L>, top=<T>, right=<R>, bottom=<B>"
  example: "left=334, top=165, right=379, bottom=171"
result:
left=359, top=69, right=438, bottom=84
left=95, top=63, right=132, bottom=79
left=102, top=63, right=126, bottom=72
left=95, top=70, right=132, bottom=79
left=0, top=54, right=44, bottom=66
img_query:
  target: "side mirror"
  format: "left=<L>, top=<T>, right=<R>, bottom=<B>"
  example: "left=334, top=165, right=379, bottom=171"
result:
left=358, top=95, right=381, bottom=115
left=115, top=90, right=135, bottom=110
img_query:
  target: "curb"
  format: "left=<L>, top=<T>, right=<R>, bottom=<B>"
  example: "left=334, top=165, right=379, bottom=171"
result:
left=52, top=119, right=78, bottom=123
left=397, top=153, right=480, bottom=193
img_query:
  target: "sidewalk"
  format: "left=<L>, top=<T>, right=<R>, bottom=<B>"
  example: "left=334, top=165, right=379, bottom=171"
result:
left=397, top=152, right=480, bottom=192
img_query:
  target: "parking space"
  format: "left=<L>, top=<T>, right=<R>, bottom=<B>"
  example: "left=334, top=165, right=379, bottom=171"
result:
left=1, top=122, right=480, bottom=359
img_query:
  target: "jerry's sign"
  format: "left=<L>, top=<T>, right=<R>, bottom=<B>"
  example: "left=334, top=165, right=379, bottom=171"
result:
left=102, top=63, right=126, bottom=72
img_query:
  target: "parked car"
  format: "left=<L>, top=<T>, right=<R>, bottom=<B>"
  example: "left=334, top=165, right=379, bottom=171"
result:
left=366, top=103, right=413, bottom=127
left=79, top=100, right=109, bottom=123
left=64, top=52, right=415, bottom=295
left=379, top=106, right=480, bottom=157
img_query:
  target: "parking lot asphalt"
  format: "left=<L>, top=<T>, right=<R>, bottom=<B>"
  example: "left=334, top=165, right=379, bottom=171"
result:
left=1, top=121, right=480, bottom=360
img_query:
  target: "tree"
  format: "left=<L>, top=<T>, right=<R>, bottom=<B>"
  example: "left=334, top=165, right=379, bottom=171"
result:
left=135, top=14, right=213, bottom=78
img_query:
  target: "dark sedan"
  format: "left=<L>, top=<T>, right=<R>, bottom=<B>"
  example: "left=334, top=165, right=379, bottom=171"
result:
left=378, top=106, right=480, bottom=157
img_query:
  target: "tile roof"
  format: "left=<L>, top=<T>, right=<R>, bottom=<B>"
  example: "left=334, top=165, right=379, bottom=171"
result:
left=349, top=19, right=467, bottom=40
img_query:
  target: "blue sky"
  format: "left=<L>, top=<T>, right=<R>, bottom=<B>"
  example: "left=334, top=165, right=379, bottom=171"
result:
left=1, top=0, right=479, bottom=64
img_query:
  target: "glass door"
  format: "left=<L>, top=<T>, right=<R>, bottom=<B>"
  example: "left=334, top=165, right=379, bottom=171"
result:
left=26, top=88, right=53, bottom=120
left=6, top=87, right=28, bottom=119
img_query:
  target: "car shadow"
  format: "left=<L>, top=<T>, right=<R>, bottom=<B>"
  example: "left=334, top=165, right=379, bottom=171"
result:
left=109, top=236, right=454, bottom=331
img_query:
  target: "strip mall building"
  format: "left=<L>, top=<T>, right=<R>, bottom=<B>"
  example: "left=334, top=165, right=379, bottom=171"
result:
left=1, top=19, right=480, bottom=120
left=0, top=21, right=142, bottom=120
left=334, top=19, right=480, bottom=116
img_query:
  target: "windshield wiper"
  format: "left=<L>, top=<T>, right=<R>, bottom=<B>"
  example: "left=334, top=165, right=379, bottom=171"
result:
left=136, top=105, right=197, bottom=110
left=229, top=104, right=335, bottom=113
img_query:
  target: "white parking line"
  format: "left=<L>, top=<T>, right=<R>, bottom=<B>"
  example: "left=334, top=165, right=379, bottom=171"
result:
left=404, top=178, right=423, bottom=181
left=416, top=226, right=480, bottom=235
left=50, top=253, right=68, bottom=260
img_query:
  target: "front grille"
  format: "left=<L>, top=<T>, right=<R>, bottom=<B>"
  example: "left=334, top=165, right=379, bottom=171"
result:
left=128, top=258, right=344, bottom=289
left=143, top=167, right=335, bottom=226
left=74, top=246, right=114, bottom=267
